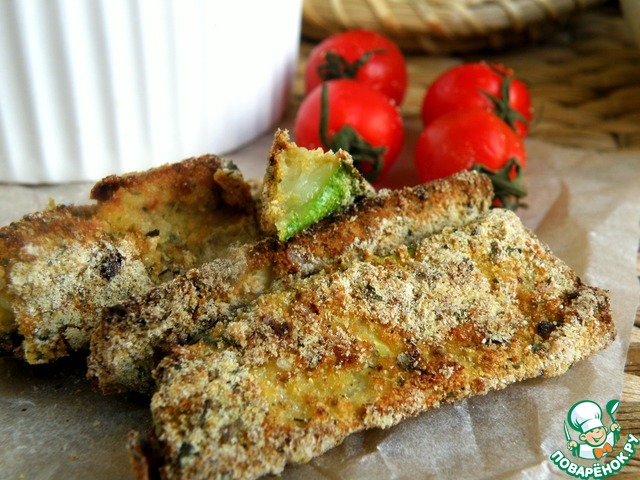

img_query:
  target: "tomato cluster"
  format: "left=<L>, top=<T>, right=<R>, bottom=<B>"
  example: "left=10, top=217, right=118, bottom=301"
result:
left=295, top=29, right=407, bottom=181
left=416, top=62, right=532, bottom=209
left=420, top=62, right=532, bottom=139
left=294, top=29, right=532, bottom=207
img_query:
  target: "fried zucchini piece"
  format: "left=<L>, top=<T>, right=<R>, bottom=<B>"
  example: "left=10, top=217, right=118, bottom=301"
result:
left=261, top=129, right=372, bottom=241
left=88, top=170, right=493, bottom=394
left=0, top=156, right=260, bottom=363
left=131, top=209, right=614, bottom=480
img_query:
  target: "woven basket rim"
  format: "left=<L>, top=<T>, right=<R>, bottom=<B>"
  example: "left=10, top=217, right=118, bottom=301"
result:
left=302, top=0, right=608, bottom=53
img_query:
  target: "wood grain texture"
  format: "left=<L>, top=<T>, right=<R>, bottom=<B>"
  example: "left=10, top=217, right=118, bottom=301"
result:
left=619, top=248, right=640, bottom=475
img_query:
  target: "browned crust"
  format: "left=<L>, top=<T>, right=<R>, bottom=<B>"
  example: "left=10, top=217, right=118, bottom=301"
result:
left=0, top=155, right=259, bottom=363
left=88, top=171, right=493, bottom=395
left=128, top=431, right=154, bottom=480
left=90, top=155, right=227, bottom=202
left=0, top=205, right=99, bottom=263
left=134, top=209, right=615, bottom=480
left=255, top=168, right=494, bottom=276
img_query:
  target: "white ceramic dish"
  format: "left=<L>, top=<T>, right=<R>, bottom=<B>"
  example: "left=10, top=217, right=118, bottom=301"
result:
left=0, top=0, right=302, bottom=183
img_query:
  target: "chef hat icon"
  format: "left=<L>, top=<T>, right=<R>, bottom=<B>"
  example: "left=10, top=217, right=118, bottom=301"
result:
left=568, top=400, right=604, bottom=434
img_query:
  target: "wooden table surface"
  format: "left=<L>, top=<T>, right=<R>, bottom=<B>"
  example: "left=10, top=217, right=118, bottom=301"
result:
left=617, top=251, right=640, bottom=477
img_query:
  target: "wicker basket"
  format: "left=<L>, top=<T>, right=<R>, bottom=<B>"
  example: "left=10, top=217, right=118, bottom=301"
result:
left=302, top=0, right=608, bottom=53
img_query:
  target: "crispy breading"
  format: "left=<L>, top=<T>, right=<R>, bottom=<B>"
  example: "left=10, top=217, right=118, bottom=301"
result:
left=131, top=209, right=614, bottom=480
left=88, top=171, right=494, bottom=394
left=0, top=156, right=260, bottom=363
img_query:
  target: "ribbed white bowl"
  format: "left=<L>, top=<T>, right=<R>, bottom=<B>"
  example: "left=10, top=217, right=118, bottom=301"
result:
left=0, top=0, right=302, bottom=183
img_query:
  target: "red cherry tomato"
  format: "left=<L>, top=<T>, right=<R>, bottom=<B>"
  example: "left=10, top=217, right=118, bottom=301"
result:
left=415, top=108, right=527, bottom=182
left=295, top=79, right=404, bottom=181
left=305, top=29, right=408, bottom=105
left=421, top=62, right=532, bottom=137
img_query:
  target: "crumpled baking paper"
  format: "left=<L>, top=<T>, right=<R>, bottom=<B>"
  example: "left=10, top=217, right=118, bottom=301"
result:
left=1, top=127, right=638, bottom=479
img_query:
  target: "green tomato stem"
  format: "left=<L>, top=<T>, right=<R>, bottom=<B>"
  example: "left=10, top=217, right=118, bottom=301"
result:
left=472, top=158, right=528, bottom=211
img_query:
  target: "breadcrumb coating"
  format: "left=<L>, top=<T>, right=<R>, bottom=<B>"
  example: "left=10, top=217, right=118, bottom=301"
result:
left=131, top=209, right=614, bottom=480
left=88, top=171, right=493, bottom=394
left=0, top=156, right=259, bottom=363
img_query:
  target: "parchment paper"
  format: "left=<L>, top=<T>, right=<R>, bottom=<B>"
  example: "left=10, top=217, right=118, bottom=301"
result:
left=1, top=123, right=639, bottom=479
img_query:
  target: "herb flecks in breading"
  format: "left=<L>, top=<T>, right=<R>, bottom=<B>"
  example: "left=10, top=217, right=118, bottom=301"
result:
left=132, top=210, right=614, bottom=480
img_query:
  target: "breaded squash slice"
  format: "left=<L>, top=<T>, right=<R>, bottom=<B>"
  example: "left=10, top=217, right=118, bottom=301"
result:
left=130, top=209, right=614, bottom=480
left=0, top=156, right=260, bottom=363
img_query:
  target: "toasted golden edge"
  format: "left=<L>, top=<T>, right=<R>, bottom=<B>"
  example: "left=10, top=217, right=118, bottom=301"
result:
left=0, top=155, right=257, bottom=362
left=131, top=210, right=615, bottom=480
left=259, top=128, right=296, bottom=236
left=90, top=155, right=249, bottom=207
left=87, top=171, right=493, bottom=394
